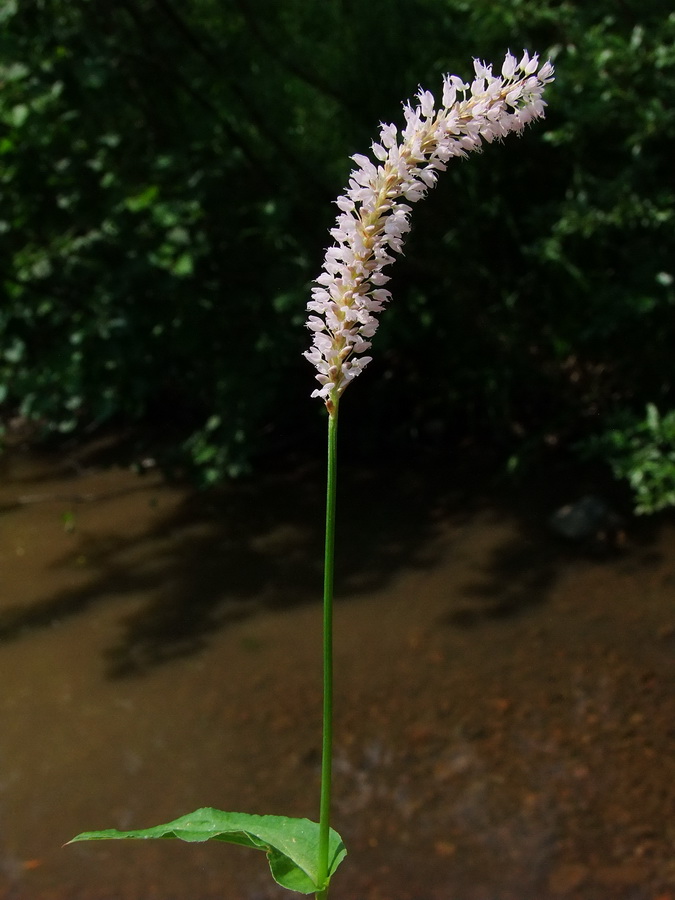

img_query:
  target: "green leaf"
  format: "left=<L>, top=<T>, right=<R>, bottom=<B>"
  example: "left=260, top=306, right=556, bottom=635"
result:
left=68, top=807, right=347, bottom=895
left=124, top=185, right=159, bottom=212
left=171, top=252, right=193, bottom=276
left=9, top=103, right=29, bottom=127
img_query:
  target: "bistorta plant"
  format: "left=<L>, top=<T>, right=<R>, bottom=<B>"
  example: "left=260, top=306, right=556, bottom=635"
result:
left=69, top=51, right=554, bottom=899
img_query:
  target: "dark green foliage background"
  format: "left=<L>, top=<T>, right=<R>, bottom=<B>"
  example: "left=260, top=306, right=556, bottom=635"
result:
left=1, top=0, right=673, bottom=500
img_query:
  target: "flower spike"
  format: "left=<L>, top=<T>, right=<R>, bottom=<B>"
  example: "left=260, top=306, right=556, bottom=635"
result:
left=304, top=51, right=555, bottom=413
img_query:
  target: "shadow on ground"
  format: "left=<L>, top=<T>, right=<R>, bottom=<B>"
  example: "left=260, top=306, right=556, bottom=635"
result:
left=0, top=444, right=655, bottom=678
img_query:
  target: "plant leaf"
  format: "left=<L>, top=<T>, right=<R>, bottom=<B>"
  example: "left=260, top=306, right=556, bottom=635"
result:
left=68, top=807, right=347, bottom=895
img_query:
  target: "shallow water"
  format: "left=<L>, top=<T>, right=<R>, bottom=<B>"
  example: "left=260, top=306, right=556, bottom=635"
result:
left=1, top=442, right=674, bottom=899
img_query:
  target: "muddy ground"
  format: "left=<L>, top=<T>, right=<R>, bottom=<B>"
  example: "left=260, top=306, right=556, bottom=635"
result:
left=1, top=441, right=674, bottom=899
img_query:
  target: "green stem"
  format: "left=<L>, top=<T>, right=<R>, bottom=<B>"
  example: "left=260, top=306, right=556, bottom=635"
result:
left=316, top=404, right=339, bottom=899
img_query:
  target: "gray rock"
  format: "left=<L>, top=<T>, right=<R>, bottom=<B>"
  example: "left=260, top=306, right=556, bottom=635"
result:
left=549, top=494, right=624, bottom=545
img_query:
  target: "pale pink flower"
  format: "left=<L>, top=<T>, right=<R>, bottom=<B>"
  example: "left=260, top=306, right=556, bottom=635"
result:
left=305, top=51, right=555, bottom=411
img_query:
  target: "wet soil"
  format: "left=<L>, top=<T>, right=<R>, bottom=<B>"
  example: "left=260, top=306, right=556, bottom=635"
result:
left=1, top=441, right=674, bottom=900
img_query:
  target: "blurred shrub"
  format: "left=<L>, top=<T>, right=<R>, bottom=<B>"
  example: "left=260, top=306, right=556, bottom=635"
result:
left=579, top=404, right=675, bottom=515
left=1, top=0, right=673, bottom=506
